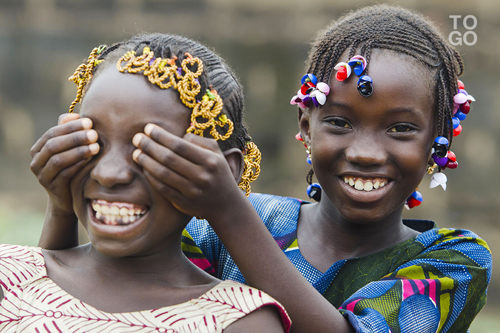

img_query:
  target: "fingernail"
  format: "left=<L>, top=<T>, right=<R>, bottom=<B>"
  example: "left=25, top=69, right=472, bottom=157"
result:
left=87, top=130, right=98, bottom=142
left=89, top=143, right=100, bottom=154
left=132, top=133, right=143, bottom=147
left=144, top=123, right=155, bottom=136
left=132, top=149, right=142, bottom=161
left=81, top=118, right=92, bottom=129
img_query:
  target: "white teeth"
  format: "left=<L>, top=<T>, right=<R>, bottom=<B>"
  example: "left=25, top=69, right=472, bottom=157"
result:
left=354, top=180, right=364, bottom=190
left=343, top=177, right=388, bottom=192
left=364, top=182, right=373, bottom=191
left=110, top=206, right=119, bottom=215
left=90, top=200, right=148, bottom=226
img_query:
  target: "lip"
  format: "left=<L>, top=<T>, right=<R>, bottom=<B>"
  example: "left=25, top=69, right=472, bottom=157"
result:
left=86, top=199, right=151, bottom=239
left=338, top=176, right=394, bottom=204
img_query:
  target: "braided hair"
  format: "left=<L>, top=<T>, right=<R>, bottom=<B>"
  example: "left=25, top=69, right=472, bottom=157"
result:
left=81, top=33, right=250, bottom=152
left=307, top=4, right=464, bottom=145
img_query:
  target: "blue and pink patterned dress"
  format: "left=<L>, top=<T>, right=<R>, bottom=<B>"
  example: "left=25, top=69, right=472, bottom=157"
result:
left=183, top=193, right=492, bottom=333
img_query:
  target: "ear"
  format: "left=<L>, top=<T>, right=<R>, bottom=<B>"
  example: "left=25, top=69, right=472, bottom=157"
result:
left=222, top=148, right=245, bottom=184
left=298, top=107, right=312, bottom=147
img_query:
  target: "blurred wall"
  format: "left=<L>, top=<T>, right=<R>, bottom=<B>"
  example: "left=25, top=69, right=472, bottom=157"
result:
left=0, top=0, right=498, bottom=326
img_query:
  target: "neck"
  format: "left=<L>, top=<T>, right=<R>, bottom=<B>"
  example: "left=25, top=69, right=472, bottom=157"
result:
left=303, top=200, right=414, bottom=260
left=78, top=235, right=206, bottom=286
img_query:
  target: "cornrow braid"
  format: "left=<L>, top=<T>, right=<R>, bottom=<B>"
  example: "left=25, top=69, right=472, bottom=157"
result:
left=306, top=4, right=464, bottom=146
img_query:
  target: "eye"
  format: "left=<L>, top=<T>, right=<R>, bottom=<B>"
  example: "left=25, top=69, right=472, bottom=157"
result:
left=388, top=124, right=414, bottom=133
left=329, top=118, right=352, bottom=129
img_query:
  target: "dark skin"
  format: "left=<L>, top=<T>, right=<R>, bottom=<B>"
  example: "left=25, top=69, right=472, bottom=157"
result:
left=24, top=66, right=285, bottom=332
left=36, top=50, right=437, bottom=332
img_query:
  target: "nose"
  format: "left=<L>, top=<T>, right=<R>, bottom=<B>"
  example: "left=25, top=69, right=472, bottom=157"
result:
left=345, top=134, right=387, bottom=166
left=91, top=146, right=135, bottom=188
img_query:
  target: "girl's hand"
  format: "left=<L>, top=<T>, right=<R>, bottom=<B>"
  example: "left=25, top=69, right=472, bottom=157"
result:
left=30, top=113, right=100, bottom=214
left=132, top=123, right=246, bottom=221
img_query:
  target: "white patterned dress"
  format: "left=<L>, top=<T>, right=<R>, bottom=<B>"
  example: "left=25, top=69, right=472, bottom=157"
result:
left=0, top=244, right=290, bottom=332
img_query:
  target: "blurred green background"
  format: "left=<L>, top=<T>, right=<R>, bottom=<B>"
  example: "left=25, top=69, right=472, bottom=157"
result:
left=0, top=0, right=497, bottom=330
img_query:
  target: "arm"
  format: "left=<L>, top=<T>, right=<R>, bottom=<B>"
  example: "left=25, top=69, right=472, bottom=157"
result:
left=131, top=125, right=353, bottom=333
left=224, top=306, right=286, bottom=333
left=31, top=113, right=99, bottom=249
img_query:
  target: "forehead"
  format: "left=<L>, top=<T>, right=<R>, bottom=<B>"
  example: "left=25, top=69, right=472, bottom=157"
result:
left=327, top=49, right=435, bottom=118
left=80, top=66, right=191, bottom=133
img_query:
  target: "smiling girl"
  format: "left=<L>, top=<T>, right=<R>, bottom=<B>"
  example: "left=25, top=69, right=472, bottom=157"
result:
left=36, top=5, right=491, bottom=333
left=1, top=34, right=291, bottom=332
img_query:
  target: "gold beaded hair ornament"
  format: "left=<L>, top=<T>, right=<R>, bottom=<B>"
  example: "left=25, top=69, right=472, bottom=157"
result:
left=68, top=45, right=260, bottom=196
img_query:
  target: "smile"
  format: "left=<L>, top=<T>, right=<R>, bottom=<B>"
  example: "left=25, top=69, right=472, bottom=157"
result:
left=343, top=176, right=389, bottom=192
left=91, top=199, right=149, bottom=225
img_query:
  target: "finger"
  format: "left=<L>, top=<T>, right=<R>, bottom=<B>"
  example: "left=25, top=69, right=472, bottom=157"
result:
left=143, top=123, right=217, bottom=163
left=183, top=132, right=222, bottom=153
left=143, top=170, right=185, bottom=206
left=31, top=129, right=99, bottom=172
left=31, top=143, right=99, bottom=181
left=132, top=133, right=204, bottom=180
left=31, top=118, right=94, bottom=157
left=132, top=149, right=197, bottom=195
left=58, top=113, right=80, bottom=125
left=50, top=157, right=92, bottom=184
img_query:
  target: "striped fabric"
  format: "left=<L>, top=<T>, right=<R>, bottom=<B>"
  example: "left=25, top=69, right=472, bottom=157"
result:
left=184, top=193, right=492, bottom=333
left=0, top=244, right=291, bottom=333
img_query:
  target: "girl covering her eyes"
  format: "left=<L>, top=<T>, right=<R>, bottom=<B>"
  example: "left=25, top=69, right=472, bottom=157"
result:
left=2, top=33, right=291, bottom=332
left=37, top=5, right=491, bottom=333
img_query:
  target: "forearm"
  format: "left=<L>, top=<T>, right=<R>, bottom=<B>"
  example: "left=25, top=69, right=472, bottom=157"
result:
left=207, top=197, right=353, bottom=333
left=38, top=199, right=79, bottom=249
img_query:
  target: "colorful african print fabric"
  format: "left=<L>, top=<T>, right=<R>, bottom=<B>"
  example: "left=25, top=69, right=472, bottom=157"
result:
left=184, top=193, right=492, bottom=333
left=0, top=244, right=291, bottom=333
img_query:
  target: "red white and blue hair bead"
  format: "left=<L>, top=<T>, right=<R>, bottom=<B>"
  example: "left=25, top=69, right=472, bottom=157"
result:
left=290, top=74, right=330, bottom=109
left=334, top=55, right=373, bottom=97
left=408, top=79, right=475, bottom=209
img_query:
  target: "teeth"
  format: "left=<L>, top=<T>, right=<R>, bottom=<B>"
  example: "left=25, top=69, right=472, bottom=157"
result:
left=364, top=182, right=373, bottom=191
left=343, top=177, right=388, bottom=192
left=90, top=200, right=148, bottom=226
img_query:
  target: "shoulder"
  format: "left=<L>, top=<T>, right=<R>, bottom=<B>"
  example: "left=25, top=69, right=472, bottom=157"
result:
left=0, top=244, right=45, bottom=275
left=416, top=228, right=491, bottom=265
left=224, top=305, right=286, bottom=333
left=0, top=244, right=46, bottom=302
left=195, top=280, right=291, bottom=332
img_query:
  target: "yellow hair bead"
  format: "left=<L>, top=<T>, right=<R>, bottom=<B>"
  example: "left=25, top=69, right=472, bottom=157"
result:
left=238, top=142, right=262, bottom=196
left=116, top=48, right=233, bottom=142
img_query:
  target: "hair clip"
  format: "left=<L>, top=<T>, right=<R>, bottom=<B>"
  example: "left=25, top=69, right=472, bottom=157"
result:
left=405, top=190, right=423, bottom=209
left=347, top=55, right=367, bottom=76
left=290, top=74, right=330, bottom=108
left=334, top=55, right=372, bottom=97
left=307, top=183, right=322, bottom=202
left=357, top=75, right=373, bottom=97
left=430, top=172, right=447, bottom=191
